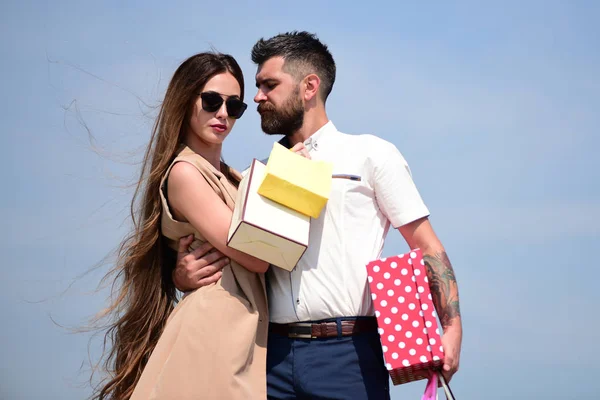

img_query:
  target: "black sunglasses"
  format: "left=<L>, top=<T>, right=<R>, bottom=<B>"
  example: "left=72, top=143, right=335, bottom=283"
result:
left=199, top=91, right=247, bottom=119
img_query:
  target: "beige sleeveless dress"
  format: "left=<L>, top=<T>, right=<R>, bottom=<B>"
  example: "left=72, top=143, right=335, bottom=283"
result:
left=130, top=146, right=269, bottom=400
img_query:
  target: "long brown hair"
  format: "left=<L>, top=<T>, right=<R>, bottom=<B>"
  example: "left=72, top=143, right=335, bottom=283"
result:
left=92, top=52, right=245, bottom=400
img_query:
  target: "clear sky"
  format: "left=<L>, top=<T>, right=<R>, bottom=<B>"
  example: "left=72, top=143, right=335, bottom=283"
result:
left=1, top=1, right=599, bottom=399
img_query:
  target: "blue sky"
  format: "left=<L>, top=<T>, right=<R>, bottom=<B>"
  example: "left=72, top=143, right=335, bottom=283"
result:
left=1, top=1, right=599, bottom=399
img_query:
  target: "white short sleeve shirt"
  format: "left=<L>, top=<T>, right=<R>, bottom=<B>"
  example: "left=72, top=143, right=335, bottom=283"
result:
left=262, top=121, right=430, bottom=323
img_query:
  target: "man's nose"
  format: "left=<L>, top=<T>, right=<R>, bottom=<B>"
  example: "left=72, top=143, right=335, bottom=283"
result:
left=254, top=89, right=267, bottom=103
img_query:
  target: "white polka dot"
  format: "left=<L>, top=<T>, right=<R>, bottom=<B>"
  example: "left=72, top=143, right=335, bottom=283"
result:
left=409, top=349, right=416, bottom=356
left=388, top=335, right=395, bottom=342
left=420, top=355, right=428, bottom=363
left=377, top=283, right=384, bottom=290
left=412, top=320, right=419, bottom=328
left=399, top=254, right=405, bottom=258
left=410, top=251, right=417, bottom=259
left=429, top=338, right=436, bottom=345
left=419, top=311, right=424, bottom=317
left=436, top=328, right=440, bottom=335
left=391, top=307, right=398, bottom=314
left=432, top=311, right=437, bottom=318
left=402, top=314, right=408, bottom=321
left=427, top=345, right=431, bottom=352
left=384, top=272, right=391, bottom=280
left=398, top=296, right=405, bottom=303
left=425, top=321, right=433, bottom=328
left=428, top=294, right=432, bottom=300
left=384, top=317, right=391, bottom=325
left=421, top=303, right=428, bottom=310
left=402, top=359, right=410, bottom=367
left=373, top=265, right=380, bottom=273
left=375, top=311, right=381, bottom=318
left=418, top=286, right=425, bottom=293
left=380, top=300, right=388, bottom=307
left=433, top=356, right=440, bottom=361
left=371, top=293, right=377, bottom=300
left=382, top=345, right=388, bottom=352
left=381, top=258, right=387, bottom=262
left=386, top=363, right=392, bottom=370
left=405, top=286, right=412, bottom=293
left=399, top=341, right=406, bottom=349
left=420, top=259, right=425, bottom=265
left=405, top=331, right=413, bottom=338
left=424, top=277, right=429, bottom=283
left=440, top=346, right=444, bottom=353
left=392, top=352, right=399, bottom=359
left=378, top=328, right=384, bottom=335
left=387, top=289, right=394, bottom=296
left=409, top=303, right=416, bottom=310
left=415, top=293, right=421, bottom=300
left=401, top=268, right=408, bottom=275
left=416, top=338, right=423, bottom=345
left=412, top=276, right=416, bottom=282
left=394, top=279, right=401, bottom=286
left=391, top=261, right=398, bottom=269
left=408, top=258, right=413, bottom=265
left=414, top=268, right=421, bottom=276
left=395, top=324, right=402, bottom=331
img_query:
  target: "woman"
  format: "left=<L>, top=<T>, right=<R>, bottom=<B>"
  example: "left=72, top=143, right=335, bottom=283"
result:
left=94, top=52, right=270, bottom=400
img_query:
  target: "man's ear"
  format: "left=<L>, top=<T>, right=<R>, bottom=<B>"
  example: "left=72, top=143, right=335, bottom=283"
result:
left=303, top=73, right=321, bottom=102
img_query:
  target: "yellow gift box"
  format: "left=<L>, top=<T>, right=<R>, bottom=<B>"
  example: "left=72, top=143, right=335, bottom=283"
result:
left=257, top=142, right=333, bottom=219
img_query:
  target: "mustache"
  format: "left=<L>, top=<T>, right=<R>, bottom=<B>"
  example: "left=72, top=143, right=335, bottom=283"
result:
left=257, top=102, right=276, bottom=113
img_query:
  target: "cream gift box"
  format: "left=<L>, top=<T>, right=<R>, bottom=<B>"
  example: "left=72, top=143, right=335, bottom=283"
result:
left=227, top=159, right=309, bottom=271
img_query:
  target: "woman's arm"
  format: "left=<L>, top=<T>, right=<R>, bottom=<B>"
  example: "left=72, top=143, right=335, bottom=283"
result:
left=167, top=161, right=269, bottom=273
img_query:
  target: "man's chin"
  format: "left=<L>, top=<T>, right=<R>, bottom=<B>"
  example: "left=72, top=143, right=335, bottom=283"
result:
left=260, top=122, right=282, bottom=136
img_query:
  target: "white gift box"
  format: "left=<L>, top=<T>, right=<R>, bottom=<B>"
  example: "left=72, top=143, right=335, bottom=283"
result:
left=227, top=159, right=309, bottom=271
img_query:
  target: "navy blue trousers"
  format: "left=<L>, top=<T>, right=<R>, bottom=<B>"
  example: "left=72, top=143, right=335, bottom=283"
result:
left=266, top=319, right=390, bottom=400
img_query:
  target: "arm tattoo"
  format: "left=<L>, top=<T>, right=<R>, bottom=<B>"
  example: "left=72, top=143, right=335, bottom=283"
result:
left=423, top=251, right=461, bottom=329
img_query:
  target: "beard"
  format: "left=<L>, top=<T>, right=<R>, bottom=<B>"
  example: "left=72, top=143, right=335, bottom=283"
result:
left=257, top=86, right=304, bottom=136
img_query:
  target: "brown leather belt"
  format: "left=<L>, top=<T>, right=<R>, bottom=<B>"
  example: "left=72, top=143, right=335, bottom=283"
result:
left=269, top=318, right=378, bottom=339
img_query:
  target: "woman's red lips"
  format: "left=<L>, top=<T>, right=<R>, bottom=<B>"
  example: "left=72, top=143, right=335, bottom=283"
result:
left=211, top=124, right=227, bottom=132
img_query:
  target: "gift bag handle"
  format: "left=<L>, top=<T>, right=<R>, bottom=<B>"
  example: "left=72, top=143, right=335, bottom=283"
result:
left=422, top=372, right=456, bottom=400
left=437, top=372, right=456, bottom=400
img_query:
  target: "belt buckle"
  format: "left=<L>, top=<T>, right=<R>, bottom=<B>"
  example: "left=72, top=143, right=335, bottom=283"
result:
left=288, top=322, right=316, bottom=339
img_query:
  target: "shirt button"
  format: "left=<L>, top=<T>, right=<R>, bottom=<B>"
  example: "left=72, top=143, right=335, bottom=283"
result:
left=296, top=299, right=300, bottom=304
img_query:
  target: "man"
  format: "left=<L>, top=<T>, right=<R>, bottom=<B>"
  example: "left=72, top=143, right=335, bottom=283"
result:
left=174, top=31, right=462, bottom=399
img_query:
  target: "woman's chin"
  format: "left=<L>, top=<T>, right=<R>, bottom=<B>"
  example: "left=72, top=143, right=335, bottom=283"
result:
left=200, top=131, right=229, bottom=145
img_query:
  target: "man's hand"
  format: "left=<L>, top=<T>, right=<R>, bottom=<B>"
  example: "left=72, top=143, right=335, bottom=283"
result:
left=173, top=234, right=229, bottom=292
left=290, top=142, right=311, bottom=159
left=440, top=325, right=462, bottom=383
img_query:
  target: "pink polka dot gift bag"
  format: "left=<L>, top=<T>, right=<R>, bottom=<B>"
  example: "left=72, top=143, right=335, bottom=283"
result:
left=366, top=249, right=456, bottom=399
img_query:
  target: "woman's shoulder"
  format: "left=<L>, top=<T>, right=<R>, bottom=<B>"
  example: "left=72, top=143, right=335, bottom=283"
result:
left=164, top=146, right=220, bottom=182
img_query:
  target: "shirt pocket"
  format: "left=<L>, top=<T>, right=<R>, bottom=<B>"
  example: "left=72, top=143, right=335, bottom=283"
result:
left=330, top=173, right=373, bottom=206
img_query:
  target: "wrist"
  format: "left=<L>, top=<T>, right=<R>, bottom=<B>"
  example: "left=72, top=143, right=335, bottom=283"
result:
left=172, top=271, right=189, bottom=292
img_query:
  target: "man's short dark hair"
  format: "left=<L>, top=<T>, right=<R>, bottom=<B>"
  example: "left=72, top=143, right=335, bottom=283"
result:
left=251, top=31, right=336, bottom=102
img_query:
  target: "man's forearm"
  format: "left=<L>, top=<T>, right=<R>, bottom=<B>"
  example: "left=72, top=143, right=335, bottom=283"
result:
left=422, top=248, right=461, bottom=330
